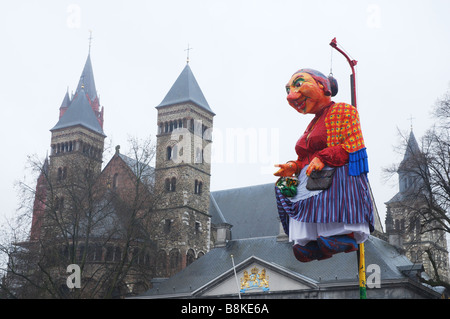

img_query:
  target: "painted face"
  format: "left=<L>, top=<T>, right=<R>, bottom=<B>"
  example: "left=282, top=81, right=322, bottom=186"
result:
left=285, top=72, right=331, bottom=114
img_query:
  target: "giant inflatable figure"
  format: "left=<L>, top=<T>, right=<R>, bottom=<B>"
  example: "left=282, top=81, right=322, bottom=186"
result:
left=274, top=68, right=374, bottom=262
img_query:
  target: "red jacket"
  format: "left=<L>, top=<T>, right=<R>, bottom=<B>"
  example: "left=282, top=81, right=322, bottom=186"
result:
left=294, top=102, right=368, bottom=176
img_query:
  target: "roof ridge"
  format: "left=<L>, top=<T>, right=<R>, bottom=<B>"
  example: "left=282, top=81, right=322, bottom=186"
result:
left=211, top=182, right=274, bottom=194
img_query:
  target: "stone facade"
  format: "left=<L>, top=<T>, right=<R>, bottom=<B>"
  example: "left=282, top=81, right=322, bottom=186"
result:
left=386, top=201, right=450, bottom=283
left=49, top=125, right=105, bottom=181
left=153, top=102, right=214, bottom=276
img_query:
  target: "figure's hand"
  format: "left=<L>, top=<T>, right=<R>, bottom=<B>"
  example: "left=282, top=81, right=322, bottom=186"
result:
left=306, top=157, right=325, bottom=176
left=274, top=161, right=298, bottom=177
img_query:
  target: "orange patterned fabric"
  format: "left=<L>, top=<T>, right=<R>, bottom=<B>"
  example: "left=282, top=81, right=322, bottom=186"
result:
left=324, top=102, right=365, bottom=153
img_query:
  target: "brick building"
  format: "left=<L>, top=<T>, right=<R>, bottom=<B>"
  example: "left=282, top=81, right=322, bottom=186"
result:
left=22, top=51, right=219, bottom=297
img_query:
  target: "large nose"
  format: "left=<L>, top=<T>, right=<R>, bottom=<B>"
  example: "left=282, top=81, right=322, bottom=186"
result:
left=287, top=91, right=301, bottom=103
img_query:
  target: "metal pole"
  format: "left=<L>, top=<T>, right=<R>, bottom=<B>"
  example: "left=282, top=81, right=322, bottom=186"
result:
left=231, top=255, right=241, bottom=299
left=330, top=37, right=367, bottom=299
left=329, top=37, right=358, bottom=108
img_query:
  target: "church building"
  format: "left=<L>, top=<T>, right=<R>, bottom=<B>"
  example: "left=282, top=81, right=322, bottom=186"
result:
left=385, top=129, right=450, bottom=284
left=22, top=47, right=448, bottom=299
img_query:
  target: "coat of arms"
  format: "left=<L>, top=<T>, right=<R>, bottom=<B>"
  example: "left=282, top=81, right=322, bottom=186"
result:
left=240, top=266, right=269, bottom=293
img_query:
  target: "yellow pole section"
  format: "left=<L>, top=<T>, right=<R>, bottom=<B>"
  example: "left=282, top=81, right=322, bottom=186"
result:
left=358, top=243, right=367, bottom=299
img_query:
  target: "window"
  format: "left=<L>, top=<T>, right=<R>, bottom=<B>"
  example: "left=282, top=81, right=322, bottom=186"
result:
left=144, top=253, right=151, bottom=266
left=88, top=245, right=103, bottom=262
left=171, top=177, right=176, bottom=191
left=165, top=178, right=176, bottom=192
left=195, top=148, right=203, bottom=164
left=165, top=178, right=170, bottom=191
left=56, top=167, right=67, bottom=181
left=167, top=146, right=172, bottom=160
left=132, top=247, right=140, bottom=265
left=94, top=246, right=103, bottom=261
left=114, top=246, right=122, bottom=262
left=113, top=173, right=119, bottom=189
left=194, top=180, right=203, bottom=195
left=164, top=219, right=172, bottom=234
left=195, top=221, right=201, bottom=234
left=186, top=249, right=195, bottom=266
left=105, top=246, right=114, bottom=262
left=55, top=197, right=64, bottom=211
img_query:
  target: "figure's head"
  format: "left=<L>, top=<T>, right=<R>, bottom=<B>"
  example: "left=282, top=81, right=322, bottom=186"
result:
left=286, top=68, right=338, bottom=114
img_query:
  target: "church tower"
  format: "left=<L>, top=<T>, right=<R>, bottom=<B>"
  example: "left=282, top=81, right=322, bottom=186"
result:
left=31, top=53, right=106, bottom=241
left=49, top=53, right=105, bottom=183
left=154, top=62, right=215, bottom=276
left=385, top=129, right=449, bottom=283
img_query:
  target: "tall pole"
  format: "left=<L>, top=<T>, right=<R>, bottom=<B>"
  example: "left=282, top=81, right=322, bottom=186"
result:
left=231, top=255, right=242, bottom=299
left=357, top=240, right=367, bottom=299
left=329, top=37, right=367, bottom=299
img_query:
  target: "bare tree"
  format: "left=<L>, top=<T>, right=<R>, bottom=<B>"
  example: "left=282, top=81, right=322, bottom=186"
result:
left=0, top=136, right=160, bottom=298
left=384, top=87, right=450, bottom=290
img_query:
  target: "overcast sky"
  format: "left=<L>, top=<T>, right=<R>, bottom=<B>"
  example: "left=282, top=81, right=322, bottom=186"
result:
left=1, top=0, right=449, bottom=231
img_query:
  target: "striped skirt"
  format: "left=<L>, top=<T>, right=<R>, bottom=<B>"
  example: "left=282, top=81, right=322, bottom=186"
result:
left=275, top=164, right=374, bottom=245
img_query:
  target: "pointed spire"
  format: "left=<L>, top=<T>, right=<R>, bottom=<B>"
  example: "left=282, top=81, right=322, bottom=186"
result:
left=60, top=89, right=71, bottom=109
left=51, top=88, right=105, bottom=136
left=402, top=130, right=420, bottom=163
left=157, top=64, right=214, bottom=115
left=75, top=54, right=97, bottom=103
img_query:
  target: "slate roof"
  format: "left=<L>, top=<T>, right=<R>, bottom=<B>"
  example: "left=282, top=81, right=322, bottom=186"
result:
left=209, top=183, right=279, bottom=239
left=50, top=88, right=105, bottom=136
left=138, top=182, right=409, bottom=298
left=156, top=64, right=215, bottom=115
left=210, top=182, right=383, bottom=239
left=386, top=130, right=421, bottom=205
left=59, top=90, right=71, bottom=109
left=76, top=54, right=97, bottom=102
left=117, top=153, right=155, bottom=187
left=401, top=130, right=420, bottom=164
left=139, top=235, right=419, bottom=298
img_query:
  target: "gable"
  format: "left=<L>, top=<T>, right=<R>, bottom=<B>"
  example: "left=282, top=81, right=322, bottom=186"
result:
left=101, top=149, right=155, bottom=194
left=195, top=256, right=318, bottom=297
